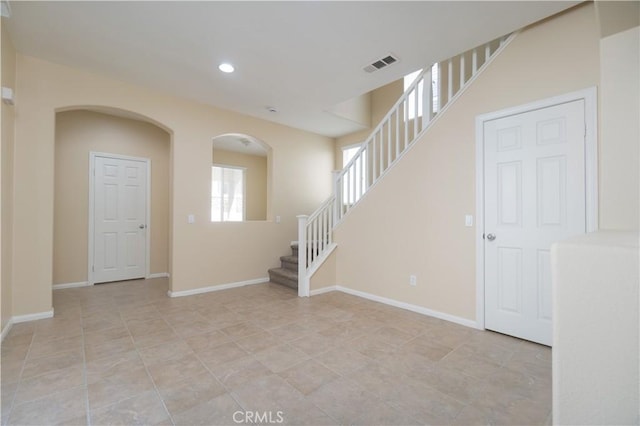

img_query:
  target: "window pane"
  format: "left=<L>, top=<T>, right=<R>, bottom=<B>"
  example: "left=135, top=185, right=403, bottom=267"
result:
left=431, top=63, right=440, bottom=113
left=341, top=145, right=367, bottom=205
left=342, top=146, right=361, bottom=167
left=212, top=165, right=245, bottom=222
left=403, top=64, right=439, bottom=121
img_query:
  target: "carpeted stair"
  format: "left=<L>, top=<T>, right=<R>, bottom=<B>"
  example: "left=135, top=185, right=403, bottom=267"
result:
left=268, top=244, right=298, bottom=290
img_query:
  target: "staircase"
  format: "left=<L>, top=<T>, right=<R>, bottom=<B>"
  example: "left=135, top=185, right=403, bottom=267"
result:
left=281, top=33, right=516, bottom=297
left=268, top=244, right=299, bottom=289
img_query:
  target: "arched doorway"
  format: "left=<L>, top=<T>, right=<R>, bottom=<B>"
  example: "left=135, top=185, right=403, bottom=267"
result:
left=53, top=106, right=172, bottom=287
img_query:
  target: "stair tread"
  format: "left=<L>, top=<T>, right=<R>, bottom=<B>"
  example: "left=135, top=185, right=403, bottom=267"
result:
left=268, top=267, right=298, bottom=290
left=280, top=255, right=298, bottom=264
left=268, top=267, right=298, bottom=280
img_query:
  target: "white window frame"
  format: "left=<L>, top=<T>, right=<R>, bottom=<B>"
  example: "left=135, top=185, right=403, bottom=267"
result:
left=211, top=164, right=246, bottom=222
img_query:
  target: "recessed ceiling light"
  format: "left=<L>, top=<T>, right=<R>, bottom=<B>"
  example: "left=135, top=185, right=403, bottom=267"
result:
left=218, top=63, right=234, bottom=73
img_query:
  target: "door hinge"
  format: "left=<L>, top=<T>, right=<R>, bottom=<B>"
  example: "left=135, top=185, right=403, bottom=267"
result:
left=584, top=124, right=587, bottom=138
left=482, top=233, right=485, bottom=239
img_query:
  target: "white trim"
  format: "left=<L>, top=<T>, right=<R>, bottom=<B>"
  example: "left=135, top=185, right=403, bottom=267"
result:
left=53, top=281, right=90, bottom=290
left=147, top=272, right=170, bottom=279
left=309, top=286, right=337, bottom=296
left=474, top=87, right=599, bottom=330
left=12, top=310, right=54, bottom=324
left=89, top=152, right=152, bottom=286
left=167, top=277, right=269, bottom=298
left=335, top=286, right=477, bottom=329
left=475, top=117, right=486, bottom=330
left=1, top=319, right=13, bottom=342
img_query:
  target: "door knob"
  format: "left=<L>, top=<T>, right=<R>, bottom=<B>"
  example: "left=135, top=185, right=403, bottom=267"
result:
left=139, top=224, right=146, bottom=229
left=486, top=233, right=496, bottom=241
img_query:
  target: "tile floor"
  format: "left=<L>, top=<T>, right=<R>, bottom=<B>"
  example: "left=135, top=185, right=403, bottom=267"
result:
left=1, top=278, right=552, bottom=425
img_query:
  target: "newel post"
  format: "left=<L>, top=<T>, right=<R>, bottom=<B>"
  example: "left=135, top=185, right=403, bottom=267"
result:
left=296, top=215, right=309, bottom=297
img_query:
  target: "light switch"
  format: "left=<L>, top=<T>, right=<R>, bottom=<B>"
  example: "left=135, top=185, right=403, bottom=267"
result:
left=188, top=214, right=195, bottom=224
left=275, top=215, right=281, bottom=224
left=465, top=215, right=473, bottom=227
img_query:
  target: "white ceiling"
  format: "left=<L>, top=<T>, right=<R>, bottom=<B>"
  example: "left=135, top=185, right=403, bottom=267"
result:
left=5, top=1, right=581, bottom=138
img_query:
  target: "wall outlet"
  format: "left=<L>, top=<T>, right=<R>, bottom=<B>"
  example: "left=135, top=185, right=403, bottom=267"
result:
left=409, top=275, right=417, bottom=286
left=275, top=215, right=281, bottom=224
left=187, top=214, right=195, bottom=224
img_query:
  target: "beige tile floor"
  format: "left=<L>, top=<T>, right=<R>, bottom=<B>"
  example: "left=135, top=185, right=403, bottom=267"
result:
left=0, top=278, right=552, bottom=425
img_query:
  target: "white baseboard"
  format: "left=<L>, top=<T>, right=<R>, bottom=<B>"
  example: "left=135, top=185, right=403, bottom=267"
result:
left=147, top=272, right=170, bottom=279
left=53, top=274, right=169, bottom=290
left=53, top=281, right=90, bottom=290
left=1, top=318, right=14, bottom=342
left=313, top=285, right=477, bottom=329
left=12, top=309, right=54, bottom=324
left=168, top=277, right=269, bottom=298
left=310, top=286, right=337, bottom=296
left=2, top=309, right=56, bottom=341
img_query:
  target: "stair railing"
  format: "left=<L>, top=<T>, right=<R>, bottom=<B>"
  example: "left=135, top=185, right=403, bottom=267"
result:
left=297, top=33, right=516, bottom=297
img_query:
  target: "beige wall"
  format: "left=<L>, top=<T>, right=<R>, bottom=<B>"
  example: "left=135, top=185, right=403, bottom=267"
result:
left=212, top=149, right=267, bottom=221
left=1, top=19, right=16, bottom=331
left=11, top=54, right=334, bottom=316
left=329, top=3, right=601, bottom=321
left=309, top=248, right=337, bottom=292
left=327, top=92, right=371, bottom=129
left=335, top=80, right=403, bottom=167
left=595, top=0, right=640, bottom=37
left=598, top=26, right=640, bottom=230
left=54, top=110, right=171, bottom=285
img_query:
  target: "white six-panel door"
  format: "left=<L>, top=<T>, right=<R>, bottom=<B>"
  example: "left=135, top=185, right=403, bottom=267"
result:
left=92, top=155, right=148, bottom=284
left=483, top=100, right=586, bottom=346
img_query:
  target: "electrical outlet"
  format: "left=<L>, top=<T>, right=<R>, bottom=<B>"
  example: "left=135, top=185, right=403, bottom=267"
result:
left=409, top=275, right=417, bottom=286
left=275, top=215, right=281, bottom=224
left=187, top=214, right=195, bottom=224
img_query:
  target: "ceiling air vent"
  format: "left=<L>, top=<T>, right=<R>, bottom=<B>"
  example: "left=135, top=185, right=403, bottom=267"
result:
left=363, top=53, right=399, bottom=73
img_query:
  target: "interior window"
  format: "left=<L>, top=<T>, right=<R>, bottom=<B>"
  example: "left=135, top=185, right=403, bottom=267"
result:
left=211, top=165, right=245, bottom=221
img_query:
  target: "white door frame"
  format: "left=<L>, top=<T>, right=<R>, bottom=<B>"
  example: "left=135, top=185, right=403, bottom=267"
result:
left=88, top=151, right=152, bottom=285
left=474, top=87, right=598, bottom=330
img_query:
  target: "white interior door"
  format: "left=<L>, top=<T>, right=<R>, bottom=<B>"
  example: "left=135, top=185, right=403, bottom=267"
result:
left=92, top=154, right=148, bottom=284
left=483, top=100, right=586, bottom=346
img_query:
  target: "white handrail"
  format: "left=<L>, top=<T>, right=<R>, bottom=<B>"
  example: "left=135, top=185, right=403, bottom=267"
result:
left=297, top=32, right=516, bottom=297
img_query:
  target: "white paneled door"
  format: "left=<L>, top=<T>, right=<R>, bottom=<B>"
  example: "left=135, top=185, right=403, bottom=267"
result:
left=92, top=155, right=148, bottom=284
left=483, top=100, right=586, bottom=346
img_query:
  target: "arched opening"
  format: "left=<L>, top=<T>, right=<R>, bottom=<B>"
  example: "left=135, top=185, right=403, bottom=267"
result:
left=211, top=133, right=272, bottom=222
left=53, top=106, right=172, bottom=287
